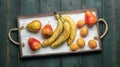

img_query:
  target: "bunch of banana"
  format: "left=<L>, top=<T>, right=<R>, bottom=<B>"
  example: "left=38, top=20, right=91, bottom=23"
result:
left=51, top=21, right=71, bottom=48
left=51, top=14, right=76, bottom=48
left=42, top=13, right=63, bottom=47
left=42, top=13, right=76, bottom=48
left=62, top=16, right=76, bottom=46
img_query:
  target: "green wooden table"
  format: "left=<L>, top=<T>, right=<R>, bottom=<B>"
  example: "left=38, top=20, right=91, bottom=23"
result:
left=0, top=0, right=120, bottom=67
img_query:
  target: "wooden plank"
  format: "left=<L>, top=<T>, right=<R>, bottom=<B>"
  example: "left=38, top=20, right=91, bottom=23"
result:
left=20, top=0, right=40, bottom=15
left=102, top=0, right=114, bottom=67
left=6, top=0, right=20, bottom=67
left=103, top=0, right=120, bottom=67
left=61, top=0, right=82, bottom=11
left=39, top=0, right=61, bottom=13
left=61, top=0, right=82, bottom=67
left=115, top=1, right=120, bottom=67
left=0, top=0, right=8, bottom=67
left=20, top=0, right=61, bottom=67
left=0, top=0, right=19, bottom=67
left=81, top=0, right=103, bottom=67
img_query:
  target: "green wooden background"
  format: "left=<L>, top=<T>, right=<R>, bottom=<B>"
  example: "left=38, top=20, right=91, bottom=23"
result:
left=0, top=0, right=120, bottom=67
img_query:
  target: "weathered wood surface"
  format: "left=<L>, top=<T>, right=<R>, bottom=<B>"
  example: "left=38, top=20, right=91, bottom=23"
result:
left=0, top=0, right=120, bottom=67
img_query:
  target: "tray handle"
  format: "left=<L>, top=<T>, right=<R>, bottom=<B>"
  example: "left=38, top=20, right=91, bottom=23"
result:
left=98, top=18, right=108, bottom=39
left=8, top=28, right=24, bottom=46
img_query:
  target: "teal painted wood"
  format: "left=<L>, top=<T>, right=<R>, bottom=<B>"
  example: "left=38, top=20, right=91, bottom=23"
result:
left=7, top=0, right=20, bottom=67
left=115, top=0, right=120, bottom=66
left=61, top=0, right=82, bottom=11
left=40, top=0, right=61, bottom=13
left=103, top=0, right=120, bottom=67
left=61, top=0, right=82, bottom=67
left=0, top=0, right=8, bottom=67
left=20, top=0, right=40, bottom=15
left=103, top=0, right=114, bottom=67
left=0, top=0, right=20, bottom=67
left=0, top=0, right=120, bottom=67
left=81, top=0, right=103, bottom=67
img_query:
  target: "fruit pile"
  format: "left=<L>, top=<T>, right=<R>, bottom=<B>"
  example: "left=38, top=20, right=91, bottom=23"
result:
left=25, top=10, right=98, bottom=52
left=70, top=10, right=98, bottom=51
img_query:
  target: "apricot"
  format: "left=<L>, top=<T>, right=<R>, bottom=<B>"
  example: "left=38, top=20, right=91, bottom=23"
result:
left=80, top=26, right=89, bottom=37
left=76, top=38, right=85, bottom=48
left=76, top=20, right=85, bottom=28
left=70, top=44, right=79, bottom=51
left=88, top=40, right=97, bottom=49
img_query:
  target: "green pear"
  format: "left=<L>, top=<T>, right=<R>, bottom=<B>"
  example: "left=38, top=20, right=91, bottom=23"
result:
left=26, top=20, right=42, bottom=33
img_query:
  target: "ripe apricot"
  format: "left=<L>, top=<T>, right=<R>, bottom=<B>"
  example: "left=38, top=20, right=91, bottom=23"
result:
left=70, top=44, right=79, bottom=51
left=88, top=40, right=97, bottom=49
left=76, top=20, right=85, bottom=28
left=76, top=38, right=85, bottom=48
left=80, top=26, right=89, bottom=37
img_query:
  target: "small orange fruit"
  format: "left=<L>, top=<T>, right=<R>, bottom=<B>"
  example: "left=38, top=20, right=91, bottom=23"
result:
left=77, top=38, right=85, bottom=48
left=80, top=26, right=89, bottom=37
left=76, top=20, right=85, bottom=28
left=88, top=40, right=97, bottom=49
left=70, top=44, right=79, bottom=51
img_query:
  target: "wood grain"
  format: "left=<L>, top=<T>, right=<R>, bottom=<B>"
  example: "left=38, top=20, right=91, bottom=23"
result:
left=7, top=0, right=20, bottom=67
left=115, top=0, right=120, bottom=66
left=0, top=0, right=8, bottom=67
left=0, top=0, right=120, bottom=67
left=103, top=0, right=114, bottom=67
left=82, top=0, right=103, bottom=67
left=61, top=0, right=82, bottom=11
left=20, top=0, right=40, bottom=15
left=40, top=0, right=61, bottom=13
left=60, top=0, right=82, bottom=67
left=103, top=0, right=120, bottom=67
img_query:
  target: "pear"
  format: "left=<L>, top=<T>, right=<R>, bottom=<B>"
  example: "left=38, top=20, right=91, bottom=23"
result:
left=41, top=23, right=53, bottom=38
left=28, top=37, right=42, bottom=51
left=26, top=20, right=42, bottom=33
left=85, top=10, right=97, bottom=26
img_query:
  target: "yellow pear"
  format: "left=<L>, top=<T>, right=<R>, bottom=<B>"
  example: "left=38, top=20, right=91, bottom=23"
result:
left=26, top=20, right=42, bottom=33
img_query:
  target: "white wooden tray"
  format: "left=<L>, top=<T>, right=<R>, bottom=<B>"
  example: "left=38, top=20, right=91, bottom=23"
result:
left=8, top=9, right=108, bottom=58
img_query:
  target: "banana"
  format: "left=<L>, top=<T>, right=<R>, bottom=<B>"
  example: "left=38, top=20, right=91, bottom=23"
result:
left=42, top=13, right=63, bottom=47
left=51, top=22, right=70, bottom=48
left=62, top=16, right=76, bottom=46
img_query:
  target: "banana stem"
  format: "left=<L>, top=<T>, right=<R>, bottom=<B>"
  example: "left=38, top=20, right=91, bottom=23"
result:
left=54, top=12, right=65, bottom=23
left=54, top=12, right=60, bottom=20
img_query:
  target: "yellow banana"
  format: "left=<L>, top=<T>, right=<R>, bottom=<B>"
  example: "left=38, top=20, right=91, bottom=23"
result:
left=42, top=13, right=63, bottom=47
left=51, top=22, right=70, bottom=48
left=62, top=16, right=76, bottom=46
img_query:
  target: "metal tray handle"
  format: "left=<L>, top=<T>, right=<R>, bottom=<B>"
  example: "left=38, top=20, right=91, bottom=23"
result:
left=98, top=18, right=108, bottom=39
left=8, top=28, right=20, bottom=45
